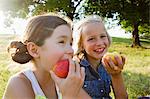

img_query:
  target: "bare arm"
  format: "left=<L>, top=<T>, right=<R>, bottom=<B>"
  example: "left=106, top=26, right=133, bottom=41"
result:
left=111, top=74, right=128, bottom=99
left=102, top=54, right=128, bottom=99
left=3, top=74, right=34, bottom=99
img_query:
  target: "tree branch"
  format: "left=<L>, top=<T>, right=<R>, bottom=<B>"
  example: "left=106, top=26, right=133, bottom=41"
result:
left=75, top=0, right=83, bottom=8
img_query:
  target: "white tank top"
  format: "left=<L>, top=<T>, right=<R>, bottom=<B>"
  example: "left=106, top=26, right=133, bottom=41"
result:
left=23, top=69, right=62, bottom=99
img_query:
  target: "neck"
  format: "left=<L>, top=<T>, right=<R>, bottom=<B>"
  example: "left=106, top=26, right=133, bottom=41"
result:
left=31, top=63, right=57, bottom=98
left=33, top=68, right=52, bottom=85
left=31, top=62, right=53, bottom=85
left=86, top=56, right=101, bottom=71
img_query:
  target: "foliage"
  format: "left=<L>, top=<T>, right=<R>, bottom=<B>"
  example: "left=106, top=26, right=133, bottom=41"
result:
left=84, top=0, right=149, bottom=24
left=0, top=0, right=149, bottom=46
left=83, top=0, right=150, bottom=46
left=121, top=20, right=150, bottom=34
left=139, top=24, right=150, bottom=40
left=0, top=0, right=32, bottom=18
left=0, top=0, right=83, bottom=20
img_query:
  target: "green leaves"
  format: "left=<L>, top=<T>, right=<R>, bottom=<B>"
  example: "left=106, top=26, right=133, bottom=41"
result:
left=0, top=0, right=32, bottom=18
left=84, top=0, right=150, bottom=47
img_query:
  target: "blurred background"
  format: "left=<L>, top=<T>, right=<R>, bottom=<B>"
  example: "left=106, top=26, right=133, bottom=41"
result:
left=0, top=0, right=150, bottom=98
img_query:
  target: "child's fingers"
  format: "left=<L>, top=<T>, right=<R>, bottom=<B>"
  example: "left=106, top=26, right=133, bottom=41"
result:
left=115, top=55, right=126, bottom=70
left=68, top=59, right=75, bottom=76
left=114, top=56, right=123, bottom=70
left=80, top=67, right=85, bottom=81
left=102, top=58, right=109, bottom=68
left=74, top=61, right=85, bottom=82
left=74, top=61, right=80, bottom=74
left=102, top=59, right=113, bottom=72
left=50, top=70, right=61, bottom=85
left=107, top=57, right=116, bottom=70
left=121, top=56, right=126, bottom=65
left=102, top=58, right=112, bottom=70
left=103, top=59, right=122, bottom=75
left=73, top=56, right=80, bottom=63
left=103, top=57, right=121, bottom=71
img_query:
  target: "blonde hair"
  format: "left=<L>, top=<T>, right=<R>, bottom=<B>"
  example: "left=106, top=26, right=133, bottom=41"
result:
left=73, top=15, right=111, bottom=59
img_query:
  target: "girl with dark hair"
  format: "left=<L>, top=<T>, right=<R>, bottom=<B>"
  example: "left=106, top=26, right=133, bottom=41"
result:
left=3, top=14, right=91, bottom=99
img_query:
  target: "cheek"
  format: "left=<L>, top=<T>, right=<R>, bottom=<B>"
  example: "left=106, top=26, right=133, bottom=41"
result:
left=84, top=43, right=95, bottom=52
left=48, top=50, right=64, bottom=62
left=43, top=49, right=65, bottom=70
left=105, top=37, right=110, bottom=45
left=105, top=40, right=110, bottom=48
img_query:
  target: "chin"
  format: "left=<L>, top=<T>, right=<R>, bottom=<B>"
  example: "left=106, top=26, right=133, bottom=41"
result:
left=93, top=55, right=103, bottom=60
left=98, top=56, right=103, bottom=60
left=98, top=54, right=105, bottom=60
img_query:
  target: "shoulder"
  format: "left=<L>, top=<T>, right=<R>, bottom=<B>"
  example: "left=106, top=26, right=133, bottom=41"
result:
left=3, top=72, right=34, bottom=99
left=9, top=72, right=32, bottom=89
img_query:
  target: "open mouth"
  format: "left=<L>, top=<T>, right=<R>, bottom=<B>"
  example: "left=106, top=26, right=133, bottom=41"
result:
left=94, top=48, right=105, bottom=54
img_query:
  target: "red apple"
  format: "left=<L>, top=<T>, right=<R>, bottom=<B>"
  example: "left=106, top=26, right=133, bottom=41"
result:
left=53, top=59, right=69, bottom=78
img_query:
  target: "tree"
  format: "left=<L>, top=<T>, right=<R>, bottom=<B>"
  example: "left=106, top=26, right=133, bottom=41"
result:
left=3, top=13, right=16, bottom=35
left=0, top=0, right=32, bottom=18
left=38, top=0, right=83, bottom=20
left=0, top=0, right=83, bottom=20
left=84, top=0, right=150, bottom=47
left=139, top=24, right=150, bottom=40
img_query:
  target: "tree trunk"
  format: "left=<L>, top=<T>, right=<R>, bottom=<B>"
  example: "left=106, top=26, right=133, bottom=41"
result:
left=131, top=22, right=141, bottom=47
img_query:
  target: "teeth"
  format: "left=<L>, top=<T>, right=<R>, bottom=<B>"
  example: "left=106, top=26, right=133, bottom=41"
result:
left=95, top=48, right=103, bottom=52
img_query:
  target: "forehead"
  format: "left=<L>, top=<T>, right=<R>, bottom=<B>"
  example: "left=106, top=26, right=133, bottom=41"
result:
left=81, top=22, right=106, bottom=36
left=51, top=25, right=72, bottom=38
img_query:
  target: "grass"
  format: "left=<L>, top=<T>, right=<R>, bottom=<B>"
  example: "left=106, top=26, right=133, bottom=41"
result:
left=109, top=37, right=150, bottom=98
left=0, top=34, right=15, bottom=98
left=0, top=34, right=150, bottom=98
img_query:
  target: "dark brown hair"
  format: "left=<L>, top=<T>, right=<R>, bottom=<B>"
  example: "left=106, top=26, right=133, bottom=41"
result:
left=8, top=14, right=71, bottom=64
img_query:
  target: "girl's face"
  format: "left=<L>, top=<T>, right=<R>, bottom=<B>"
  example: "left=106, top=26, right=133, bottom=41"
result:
left=81, top=22, right=109, bottom=61
left=38, top=25, right=73, bottom=71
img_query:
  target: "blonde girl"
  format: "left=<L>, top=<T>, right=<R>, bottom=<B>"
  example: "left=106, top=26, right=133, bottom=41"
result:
left=73, top=15, right=128, bottom=99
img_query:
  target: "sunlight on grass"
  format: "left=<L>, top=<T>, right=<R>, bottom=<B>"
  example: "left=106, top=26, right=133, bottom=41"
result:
left=0, top=35, right=150, bottom=98
left=109, top=37, right=150, bottom=98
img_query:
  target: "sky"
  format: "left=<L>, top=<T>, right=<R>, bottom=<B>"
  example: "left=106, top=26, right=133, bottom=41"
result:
left=0, top=11, right=131, bottom=38
left=0, top=11, right=27, bottom=35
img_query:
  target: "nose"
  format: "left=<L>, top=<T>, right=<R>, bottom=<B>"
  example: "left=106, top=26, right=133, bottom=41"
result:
left=95, top=38, right=104, bottom=46
left=66, top=45, right=74, bottom=56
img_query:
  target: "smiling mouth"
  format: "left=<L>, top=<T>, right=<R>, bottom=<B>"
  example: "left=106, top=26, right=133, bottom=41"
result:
left=94, top=48, right=105, bottom=53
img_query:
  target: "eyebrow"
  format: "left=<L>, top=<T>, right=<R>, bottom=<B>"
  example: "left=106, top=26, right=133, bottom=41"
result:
left=58, top=35, right=73, bottom=42
left=57, top=35, right=68, bottom=39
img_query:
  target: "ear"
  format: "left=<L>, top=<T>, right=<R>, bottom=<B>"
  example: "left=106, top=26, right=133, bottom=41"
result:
left=26, top=42, right=40, bottom=58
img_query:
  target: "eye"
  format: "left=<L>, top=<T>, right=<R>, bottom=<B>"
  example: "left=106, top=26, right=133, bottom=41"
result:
left=100, top=35, right=107, bottom=38
left=58, top=40, right=65, bottom=44
left=88, top=37, right=95, bottom=41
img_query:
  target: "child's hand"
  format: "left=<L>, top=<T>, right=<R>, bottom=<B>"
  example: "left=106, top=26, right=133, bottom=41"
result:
left=50, top=59, right=85, bottom=98
left=102, top=53, right=126, bottom=76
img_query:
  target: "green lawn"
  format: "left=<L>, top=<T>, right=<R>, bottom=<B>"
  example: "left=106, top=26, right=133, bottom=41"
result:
left=0, top=34, right=150, bottom=98
left=109, top=37, right=150, bottom=98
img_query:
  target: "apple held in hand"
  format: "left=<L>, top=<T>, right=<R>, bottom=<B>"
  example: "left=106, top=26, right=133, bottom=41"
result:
left=103, top=52, right=122, bottom=65
left=53, top=59, right=69, bottom=78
